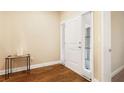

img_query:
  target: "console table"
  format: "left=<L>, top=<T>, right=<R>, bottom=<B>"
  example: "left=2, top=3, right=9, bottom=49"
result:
left=5, top=54, right=30, bottom=79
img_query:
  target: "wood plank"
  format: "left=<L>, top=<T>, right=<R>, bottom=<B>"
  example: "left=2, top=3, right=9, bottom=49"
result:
left=0, top=64, right=88, bottom=82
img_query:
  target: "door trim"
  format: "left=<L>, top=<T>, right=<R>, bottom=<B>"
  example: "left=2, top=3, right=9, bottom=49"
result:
left=101, top=11, right=111, bottom=82
left=89, top=11, right=94, bottom=81
left=60, top=11, right=94, bottom=81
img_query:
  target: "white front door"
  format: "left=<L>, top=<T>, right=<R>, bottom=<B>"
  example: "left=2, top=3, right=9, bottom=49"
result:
left=61, top=12, right=93, bottom=80
left=64, top=16, right=83, bottom=75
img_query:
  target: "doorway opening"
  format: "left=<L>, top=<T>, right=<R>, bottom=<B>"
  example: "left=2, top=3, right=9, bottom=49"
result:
left=101, top=11, right=124, bottom=82
left=111, top=12, right=124, bottom=82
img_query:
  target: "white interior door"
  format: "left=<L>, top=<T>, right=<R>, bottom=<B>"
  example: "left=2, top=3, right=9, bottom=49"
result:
left=64, top=16, right=83, bottom=75
left=101, top=12, right=111, bottom=82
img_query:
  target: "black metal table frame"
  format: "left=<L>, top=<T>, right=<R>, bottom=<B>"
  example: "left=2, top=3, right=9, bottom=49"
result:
left=5, top=54, right=30, bottom=79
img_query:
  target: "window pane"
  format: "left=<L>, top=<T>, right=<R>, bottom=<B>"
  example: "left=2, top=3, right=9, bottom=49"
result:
left=85, top=27, right=90, bottom=70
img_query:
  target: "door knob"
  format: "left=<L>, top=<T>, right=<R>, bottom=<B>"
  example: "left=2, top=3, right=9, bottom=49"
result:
left=109, top=49, right=112, bottom=52
left=79, top=42, right=82, bottom=44
left=78, top=46, right=82, bottom=48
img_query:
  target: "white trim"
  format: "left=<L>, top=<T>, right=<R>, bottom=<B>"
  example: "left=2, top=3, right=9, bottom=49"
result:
left=93, top=78, right=100, bottom=82
left=101, top=12, right=111, bottom=82
left=81, top=12, right=94, bottom=81
left=64, top=64, right=91, bottom=82
left=0, top=60, right=61, bottom=75
left=91, top=12, right=94, bottom=82
left=111, top=64, right=124, bottom=78
left=101, top=12, right=104, bottom=81
left=60, top=23, right=65, bottom=65
left=60, top=11, right=91, bottom=24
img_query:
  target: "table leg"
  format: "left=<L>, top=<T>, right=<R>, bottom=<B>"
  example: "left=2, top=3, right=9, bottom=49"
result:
left=29, top=56, right=30, bottom=71
left=5, top=58, right=7, bottom=79
left=27, top=57, right=29, bottom=71
left=7, top=58, right=10, bottom=79
left=10, top=58, right=12, bottom=75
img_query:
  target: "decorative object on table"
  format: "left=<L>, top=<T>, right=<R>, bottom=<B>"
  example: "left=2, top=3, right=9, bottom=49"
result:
left=16, top=48, right=24, bottom=56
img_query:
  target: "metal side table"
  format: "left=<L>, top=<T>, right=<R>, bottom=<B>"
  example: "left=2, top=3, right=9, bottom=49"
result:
left=5, top=54, right=30, bottom=79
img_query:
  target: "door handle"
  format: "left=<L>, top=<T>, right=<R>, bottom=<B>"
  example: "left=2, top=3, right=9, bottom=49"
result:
left=109, top=49, right=112, bottom=52
left=79, top=41, right=82, bottom=44
left=78, top=46, right=82, bottom=48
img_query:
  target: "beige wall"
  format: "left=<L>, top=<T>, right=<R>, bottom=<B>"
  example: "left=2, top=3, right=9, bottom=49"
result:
left=60, top=11, right=82, bottom=21
left=0, top=13, right=12, bottom=70
left=0, top=12, right=60, bottom=70
left=93, top=12, right=102, bottom=80
left=60, top=11, right=102, bottom=81
left=111, top=12, right=124, bottom=72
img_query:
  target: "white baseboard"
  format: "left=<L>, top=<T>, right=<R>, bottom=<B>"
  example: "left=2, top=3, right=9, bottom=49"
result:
left=63, top=64, right=93, bottom=82
left=0, top=60, right=61, bottom=75
left=111, top=64, right=124, bottom=77
left=93, top=78, right=99, bottom=82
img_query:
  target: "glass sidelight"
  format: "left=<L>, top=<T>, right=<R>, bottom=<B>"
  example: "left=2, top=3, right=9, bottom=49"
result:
left=82, top=12, right=92, bottom=80
left=84, top=26, right=91, bottom=70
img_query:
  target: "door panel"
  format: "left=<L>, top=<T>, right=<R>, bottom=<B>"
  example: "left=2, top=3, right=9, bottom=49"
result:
left=64, top=16, right=83, bottom=75
left=65, top=48, right=81, bottom=63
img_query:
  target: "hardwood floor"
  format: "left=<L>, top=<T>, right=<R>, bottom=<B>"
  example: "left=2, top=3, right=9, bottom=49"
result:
left=112, top=69, right=124, bottom=82
left=0, top=64, right=88, bottom=82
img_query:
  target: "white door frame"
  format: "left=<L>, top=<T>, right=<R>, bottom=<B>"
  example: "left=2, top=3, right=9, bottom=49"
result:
left=60, top=11, right=94, bottom=81
left=101, top=11, right=111, bottom=82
